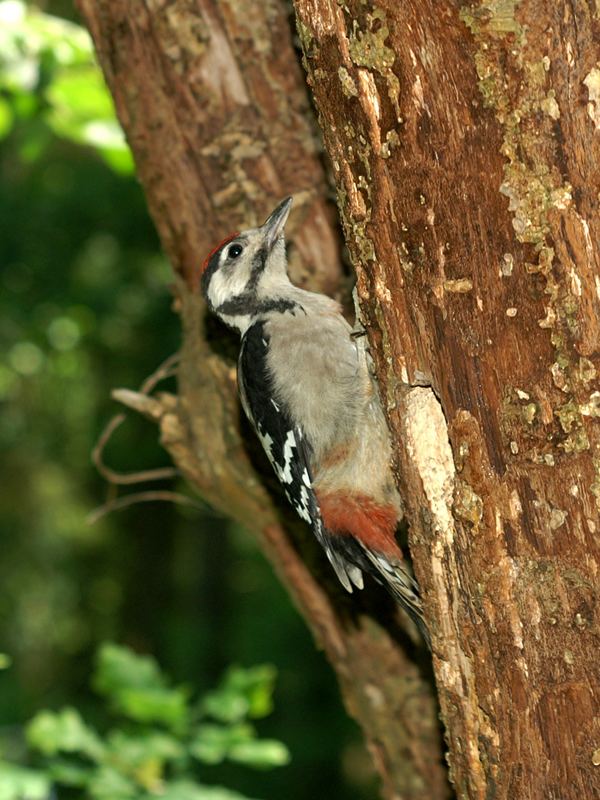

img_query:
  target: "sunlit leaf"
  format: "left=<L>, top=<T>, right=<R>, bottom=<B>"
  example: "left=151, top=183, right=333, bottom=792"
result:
left=95, top=643, right=169, bottom=693
left=26, top=707, right=104, bottom=760
left=140, top=780, right=261, bottom=800
left=98, top=145, right=135, bottom=175
left=228, top=739, right=290, bottom=769
left=87, top=765, right=137, bottom=800
left=0, top=0, right=133, bottom=172
left=188, top=723, right=254, bottom=765
left=116, top=687, right=190, bottom=728
left=94, top=643, right=190, bottom=729
left=47, top=69, right=115, bottom=126
left=0, top=761, right=50, bottom=800
left=105, top=729, right=185, bottom=782
left=0, top=97, right=14, bottom=137
left=202, top=665, right=277, bottom=722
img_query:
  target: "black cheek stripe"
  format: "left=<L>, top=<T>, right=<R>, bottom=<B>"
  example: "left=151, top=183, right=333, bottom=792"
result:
left=247, top=247, right=268, bottom=291
left=216, top=297, right=300, bottom=317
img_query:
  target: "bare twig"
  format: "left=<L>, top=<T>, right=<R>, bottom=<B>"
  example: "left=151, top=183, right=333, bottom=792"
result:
left=89, top=351, right=187, bottom=524
left=138, top=351, right=180, bottom=394
left=91, top=412, right=179, bottom=485
left=91, top=352, right=181, bottom=485
left=87, top=490, right=204, bottom=524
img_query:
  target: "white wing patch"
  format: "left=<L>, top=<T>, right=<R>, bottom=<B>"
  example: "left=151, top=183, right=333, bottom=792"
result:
left=256, top=424, right=313, bottom=524
left=257, top=426, right=295, bottom=484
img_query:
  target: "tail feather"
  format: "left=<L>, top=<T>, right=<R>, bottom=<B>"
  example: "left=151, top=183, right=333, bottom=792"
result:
left=359, top=544, right=431, bottom=647
left=316, top=490, right=430, bottom=646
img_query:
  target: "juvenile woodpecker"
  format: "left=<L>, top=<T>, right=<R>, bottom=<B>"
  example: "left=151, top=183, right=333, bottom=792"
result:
left=201, top=197, right=427, bottom=640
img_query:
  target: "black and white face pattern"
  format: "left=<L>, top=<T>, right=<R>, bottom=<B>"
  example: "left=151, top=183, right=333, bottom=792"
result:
left=200, top=197, right=295, bottom=334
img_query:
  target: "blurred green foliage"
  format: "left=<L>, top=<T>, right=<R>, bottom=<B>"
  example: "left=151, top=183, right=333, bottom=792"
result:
left=0, top=643, right=289, bottom=799
left=0, top=0, right=133, bottom=171
left=0, top=2, right=374, bottom=799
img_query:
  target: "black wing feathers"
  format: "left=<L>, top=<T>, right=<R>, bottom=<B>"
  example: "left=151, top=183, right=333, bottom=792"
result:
left=238, top=322, right=363, bottom=592
left=238, top=322, right=316, bottom=526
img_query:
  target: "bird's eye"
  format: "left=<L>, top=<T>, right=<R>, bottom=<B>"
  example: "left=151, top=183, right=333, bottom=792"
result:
left=228, top=244, right=243, bottom=259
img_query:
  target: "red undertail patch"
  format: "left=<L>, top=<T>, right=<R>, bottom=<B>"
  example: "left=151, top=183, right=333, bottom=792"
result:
left=316, top=491, right=401, bottom=556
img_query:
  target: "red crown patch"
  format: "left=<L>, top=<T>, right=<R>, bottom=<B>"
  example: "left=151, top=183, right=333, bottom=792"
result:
left=200, top=232, right=239, bottom=275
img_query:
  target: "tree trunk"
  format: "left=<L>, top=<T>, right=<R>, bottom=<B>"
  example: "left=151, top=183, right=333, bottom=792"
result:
left=293, top=0, right=600, bottom=797
left=76, top=2, right=447, bottom=799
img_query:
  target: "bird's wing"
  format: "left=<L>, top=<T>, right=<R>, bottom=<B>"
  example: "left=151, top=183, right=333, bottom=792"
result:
left=238, top=322, right=363, bottom=592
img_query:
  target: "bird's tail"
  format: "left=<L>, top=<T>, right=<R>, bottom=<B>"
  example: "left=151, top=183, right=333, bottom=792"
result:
left=316, top=491, right=430, bottom=647
left=360, top=545, right=431, bottom=647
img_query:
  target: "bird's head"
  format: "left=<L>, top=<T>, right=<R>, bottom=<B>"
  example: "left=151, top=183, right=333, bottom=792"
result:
left=200, top=197, right=294, bottom=334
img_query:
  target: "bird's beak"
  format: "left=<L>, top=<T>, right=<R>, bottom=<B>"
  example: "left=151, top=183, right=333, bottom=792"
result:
left=262, top=197, right=293, bottom=250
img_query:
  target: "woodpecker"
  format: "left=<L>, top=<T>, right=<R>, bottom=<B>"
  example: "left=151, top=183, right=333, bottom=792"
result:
left=201, top=197, right=428, bottom=642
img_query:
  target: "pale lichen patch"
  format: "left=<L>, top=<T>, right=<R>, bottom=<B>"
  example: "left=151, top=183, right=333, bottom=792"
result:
left=461, top=3, right=583, bottom=402
left=500, top=252, right=514, bottom=276
left=549, top=507, right=567, bottom=530
left=560, top=429, right=590, bottom=453
left=578, top=357, right=597, bottom=385
left=373, top=274, right=392, bottom=304
left=583, top=64, right=600, bottom=130
left=444, top=278, right=474, bottom=293
left=338, top=66, right=358, bottom=97
left=348, top=8, right=395, bottom=72
left=509, top=489, right=523, bottom=518
left=460, top=1, right=524, bottom=39
left=522, top=403, right=537, bottom=424
left=380, top=129, right=399, bottom=159
left=581, top=391, right=600, bottom=418
left=453, top=479, right=484, bottom=527
left=555, top=400, right=581, bottom=433
left=538, top=306, right=557, bottom=328
left=540, top=92, right=560, bottom=119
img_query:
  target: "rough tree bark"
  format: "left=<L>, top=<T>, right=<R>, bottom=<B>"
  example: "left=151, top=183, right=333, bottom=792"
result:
left=76, top=2, right=447, bottom=799
left=293, top=0, right=600, bottom=798
left=78, top=0, right=600, bottom=798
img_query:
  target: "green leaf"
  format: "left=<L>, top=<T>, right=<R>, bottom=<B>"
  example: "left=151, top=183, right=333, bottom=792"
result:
left=112, top=686, right=190, bottom=728
left=93, top=644, right=189, bottom=728
left=88, top=765, right=138, bottom=800
left=188, top=723, right=253, bottom=765
left=0, top=0, right=133, bottom=172
left=26, top=707, right=105, bottom=760
left=0, top=652, right=12, bottom=669
left=94, top=643, right=171, bottom=694
left=228, top=739, right=290, bottom=769
left=104, top=729, right=185, bottom=789
left=140, top=780, right=261, bottom=800
left=202, top=665, right=277, bottom=723
left=106, top=730, right=185, bottom=766
left=189, top=724, right=288, bottom=770
left=0, top=98, right=13, bottom=139
left=46, top=68, right=114, bottom=122
left=0, top=761, right=50, bottom=800
left=98, top=145, right=135, bottom=175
